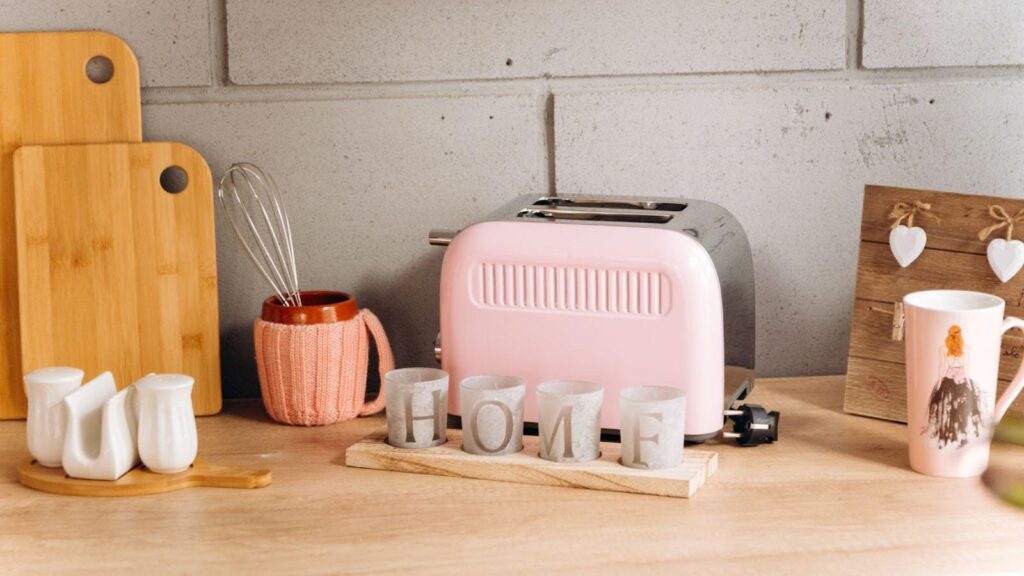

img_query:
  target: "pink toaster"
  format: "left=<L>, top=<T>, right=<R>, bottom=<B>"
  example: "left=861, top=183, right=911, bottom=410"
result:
left=431, top=195, right=755, bottom=441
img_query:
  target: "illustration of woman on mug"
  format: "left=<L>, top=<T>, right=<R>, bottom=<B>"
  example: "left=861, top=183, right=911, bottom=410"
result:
left=928, top=325, right=985, bottom=448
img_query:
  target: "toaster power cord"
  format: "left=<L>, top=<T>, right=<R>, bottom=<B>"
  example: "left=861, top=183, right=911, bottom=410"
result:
left=723, top=404, right=779, bottom=446
left=722, top=380, right=780, bottom=447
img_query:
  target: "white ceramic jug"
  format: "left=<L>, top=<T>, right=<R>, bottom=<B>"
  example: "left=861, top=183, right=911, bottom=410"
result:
left=25, top=367, right=84, bottom=467
left=135, top=374, right=197, bottom=474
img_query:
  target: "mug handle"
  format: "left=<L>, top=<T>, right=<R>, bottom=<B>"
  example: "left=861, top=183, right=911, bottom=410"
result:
left=995, top=316, right=1024, bottom=422
left=358, top=309, right=394, bottom=416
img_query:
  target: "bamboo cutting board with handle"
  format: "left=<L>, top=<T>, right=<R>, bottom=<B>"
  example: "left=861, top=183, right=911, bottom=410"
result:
left=0, top=31, right=143, bottom=418
left=13, top=142, right=222, bottom=415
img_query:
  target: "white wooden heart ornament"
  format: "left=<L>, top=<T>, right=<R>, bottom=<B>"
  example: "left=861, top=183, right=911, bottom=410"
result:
left=889, top=225, right=927, bottom=268
left=987, top=238, right=1024, bottom=283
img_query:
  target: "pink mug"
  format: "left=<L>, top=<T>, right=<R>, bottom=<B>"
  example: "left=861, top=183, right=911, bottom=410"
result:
left=904, top=290, right=1024, bottom=477
left=254, top=291, right=393, bottom=426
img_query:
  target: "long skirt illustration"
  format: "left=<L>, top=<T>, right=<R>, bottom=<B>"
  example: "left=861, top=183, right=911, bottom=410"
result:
left=928, top=365, right=984, bottom=448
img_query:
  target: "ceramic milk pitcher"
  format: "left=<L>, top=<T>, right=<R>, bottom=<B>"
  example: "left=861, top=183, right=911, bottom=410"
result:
left=25, top=367, right=84, bottom=467
left=135, top=374, right=198, bottom=474
left=254, top=290, right=394, bottom=425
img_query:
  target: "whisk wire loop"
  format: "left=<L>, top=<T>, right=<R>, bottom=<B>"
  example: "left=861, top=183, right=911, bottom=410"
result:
left=217, top=163, right=302, bottom=306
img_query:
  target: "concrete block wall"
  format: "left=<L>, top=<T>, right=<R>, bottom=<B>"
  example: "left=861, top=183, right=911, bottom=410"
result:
left=4, top=1, right=1024, bottom=396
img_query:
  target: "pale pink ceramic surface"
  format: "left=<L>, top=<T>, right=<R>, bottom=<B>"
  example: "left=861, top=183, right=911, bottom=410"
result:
left=440, top=220, right=725, bottom=437
left=904, top=290, right=1024, bottom=478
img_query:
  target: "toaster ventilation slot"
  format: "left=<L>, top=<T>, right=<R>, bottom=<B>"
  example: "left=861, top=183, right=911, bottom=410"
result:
left=473, top=263, right=670, bottom=317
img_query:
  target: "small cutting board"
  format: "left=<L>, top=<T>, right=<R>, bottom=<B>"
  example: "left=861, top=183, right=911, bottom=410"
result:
left=346, top=429, right=717, bottom=498
left=0, top=31, right=143, bottom=418
left=13, top=142, right=222, bottom=415
left=19, top=459, right=271, bottom=497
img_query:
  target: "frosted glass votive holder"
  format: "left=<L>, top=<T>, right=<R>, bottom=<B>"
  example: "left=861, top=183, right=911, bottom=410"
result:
left=459, top=375, right=525, bottom=456
left=619, top=386, right=686, bottom=470
left=385, top=368, right=448, bottom=449
left=536, top=380, right=603, bottom=463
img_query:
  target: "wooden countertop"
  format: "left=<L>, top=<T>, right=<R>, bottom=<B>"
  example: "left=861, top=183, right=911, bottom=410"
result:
left=2, top=375, right=1022, bottom=574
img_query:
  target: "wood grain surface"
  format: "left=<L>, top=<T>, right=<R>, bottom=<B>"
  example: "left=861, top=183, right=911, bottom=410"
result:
left=1, top=376, right=1022, bottom=574
left=846, top=185, right=1024, bottom=422
left=13, top=142, right=221, bottom=415
left=18, top=459, right=271, bottom=497
left=0, top=31, right=143, bottom=419
left=346, top=429, right=716, bottom=498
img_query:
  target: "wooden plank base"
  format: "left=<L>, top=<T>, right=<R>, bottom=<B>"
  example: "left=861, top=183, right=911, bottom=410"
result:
left=345, top=429, right=717, bottom=498
left=18, top=459, right=271, bottom=497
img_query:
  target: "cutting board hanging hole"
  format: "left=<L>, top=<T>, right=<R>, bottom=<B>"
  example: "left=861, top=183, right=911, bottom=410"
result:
left=160, top=166, right=189, bottom=194
left=85, top=55, right=114, bottom=84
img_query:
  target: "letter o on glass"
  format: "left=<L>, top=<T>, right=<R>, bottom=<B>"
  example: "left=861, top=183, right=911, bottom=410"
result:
left=460, top=375, right=525, bottom=456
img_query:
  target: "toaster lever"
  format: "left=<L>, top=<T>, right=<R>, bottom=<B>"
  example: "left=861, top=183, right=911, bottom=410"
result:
left=429, top=229, right=457, bottom=246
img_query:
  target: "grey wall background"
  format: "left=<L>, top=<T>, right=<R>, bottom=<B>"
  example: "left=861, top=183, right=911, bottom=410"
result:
left=4, top=0, right=1024, bottom=396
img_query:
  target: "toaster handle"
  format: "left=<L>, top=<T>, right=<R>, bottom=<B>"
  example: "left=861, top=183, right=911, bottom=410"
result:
left=433, top=332, right=442, bottom=362
left=428, top=229, right=457, bottom=246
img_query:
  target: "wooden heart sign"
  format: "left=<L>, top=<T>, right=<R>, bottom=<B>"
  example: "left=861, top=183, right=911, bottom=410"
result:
left=846, top=185, right=1024, bottom=422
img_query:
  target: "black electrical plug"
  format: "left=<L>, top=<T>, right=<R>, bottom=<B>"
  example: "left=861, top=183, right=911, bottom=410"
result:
left=723, top=404, right=779, bottom=447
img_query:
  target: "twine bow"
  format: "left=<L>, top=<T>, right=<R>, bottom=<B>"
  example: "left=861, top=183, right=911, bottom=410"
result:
left=978, top=205, right=1024, bottom=242
left=888, top=200, right=939, bottom=230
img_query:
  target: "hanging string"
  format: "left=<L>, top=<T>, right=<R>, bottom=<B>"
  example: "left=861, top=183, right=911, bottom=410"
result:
left=978, top=205, right=1024, bottom=242
left=888, top=200, right=939, bottom=230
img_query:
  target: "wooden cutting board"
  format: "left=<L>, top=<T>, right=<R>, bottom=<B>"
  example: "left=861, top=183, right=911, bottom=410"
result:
left=0, top=31, right=143, bottom=418
left=13, top=142, right=222, bottom=415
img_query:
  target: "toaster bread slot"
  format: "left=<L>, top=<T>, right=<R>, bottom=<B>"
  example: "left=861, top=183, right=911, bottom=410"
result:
left=516, top=208, right=674, bottom=224
left=531, top=197, right=687, bottom=212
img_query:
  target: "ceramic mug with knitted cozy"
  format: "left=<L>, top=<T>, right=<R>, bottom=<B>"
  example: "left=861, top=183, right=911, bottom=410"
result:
left=254, top=291, right=394, bottom=425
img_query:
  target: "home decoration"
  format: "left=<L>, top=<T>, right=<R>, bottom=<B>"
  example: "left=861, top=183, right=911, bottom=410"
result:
left=345, top=429, right=717, bottom=499
left=887, top=200, right=939, bottom=268
left=977, top=205, right=1024, bottom=283
left=846, top=185, right=1024, bottom=422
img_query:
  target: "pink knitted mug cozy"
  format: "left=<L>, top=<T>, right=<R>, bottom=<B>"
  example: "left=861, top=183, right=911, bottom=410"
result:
left=254, top=291, right=393, bottom=425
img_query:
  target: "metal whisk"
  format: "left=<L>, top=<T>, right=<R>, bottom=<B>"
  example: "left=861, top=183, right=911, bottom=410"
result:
left=217, top=163, right=302, bottom=306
